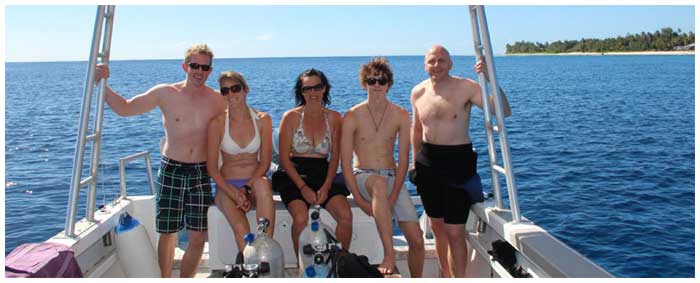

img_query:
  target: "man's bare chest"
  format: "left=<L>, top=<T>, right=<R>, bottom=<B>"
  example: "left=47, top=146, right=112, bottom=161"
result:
left=418, top=95, right=468, bottom=122
left=163, top=94, right=217, bottom=124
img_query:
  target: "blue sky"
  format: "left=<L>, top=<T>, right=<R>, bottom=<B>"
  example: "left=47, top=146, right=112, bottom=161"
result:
left=4, top=5, right=696, bottom=62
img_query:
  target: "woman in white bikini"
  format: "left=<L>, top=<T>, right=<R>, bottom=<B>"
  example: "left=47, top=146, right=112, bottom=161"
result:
left=273, top=68, right=353, bottom=256
left=206, top=71, right=274, bottom=251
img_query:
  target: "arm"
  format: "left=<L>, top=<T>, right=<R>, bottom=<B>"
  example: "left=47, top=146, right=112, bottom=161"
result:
left=340, top=110, right=372, bottom=215
left=470, top=82, right=512, bottom=118
left=389, top=109, right=411, bottom=204
left=473, top=58, right=512, bottom=117
left=495, top=88, right=512, bottom=117
left=247, top=113, right=273, bottom=186
left=410, top=88, right=424, bottom=168
left=95, top=64, right=161, bottom=117
left=317, top=111, right=343, bottom=204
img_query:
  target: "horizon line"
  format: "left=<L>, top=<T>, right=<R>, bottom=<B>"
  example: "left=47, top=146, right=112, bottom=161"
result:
left=5, top=53, right=499, bottom=64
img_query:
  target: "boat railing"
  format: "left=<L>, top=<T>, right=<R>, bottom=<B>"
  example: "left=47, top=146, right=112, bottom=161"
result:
left=118, top=151, right=156, bottom=201
left=65, top=5, right=115, bottom=238
left=469, top=5, right=521, bottom=222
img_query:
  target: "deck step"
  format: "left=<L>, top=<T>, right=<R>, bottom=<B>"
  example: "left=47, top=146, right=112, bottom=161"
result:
left=169, top=239, right=439, bottom=278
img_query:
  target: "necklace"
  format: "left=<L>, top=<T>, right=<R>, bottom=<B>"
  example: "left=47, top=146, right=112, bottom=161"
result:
left=367, top=102, right=389, bottom=132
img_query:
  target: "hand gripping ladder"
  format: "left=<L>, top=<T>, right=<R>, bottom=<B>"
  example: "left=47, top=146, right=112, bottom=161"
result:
left=469, top=5, right=521, bottom=223
left=64, top=5, right=116, bottom=237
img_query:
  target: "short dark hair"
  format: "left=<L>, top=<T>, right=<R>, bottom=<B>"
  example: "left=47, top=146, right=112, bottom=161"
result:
left=293, top=68, right=331, bottom=107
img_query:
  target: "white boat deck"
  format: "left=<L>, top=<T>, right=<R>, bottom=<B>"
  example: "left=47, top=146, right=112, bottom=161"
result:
left=46, top=192, right=611, bottom=278
left=170, top=237, right=441, bottom=278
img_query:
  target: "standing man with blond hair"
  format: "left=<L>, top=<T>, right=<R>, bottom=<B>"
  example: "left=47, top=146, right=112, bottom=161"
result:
left=95, top=44, right=225, bottom=277
left=411, top=45, right=510, bottom=277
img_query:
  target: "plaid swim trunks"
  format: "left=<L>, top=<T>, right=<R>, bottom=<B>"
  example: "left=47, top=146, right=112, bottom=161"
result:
left=155, top=156, right=212, bottom=233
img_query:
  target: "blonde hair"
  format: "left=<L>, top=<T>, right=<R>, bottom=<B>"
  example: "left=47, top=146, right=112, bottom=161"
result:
left=184, top=44, right=213, bottom=64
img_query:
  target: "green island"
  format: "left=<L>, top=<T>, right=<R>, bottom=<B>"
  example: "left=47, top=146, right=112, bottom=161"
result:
left=506, top=27, right=695, bottom=55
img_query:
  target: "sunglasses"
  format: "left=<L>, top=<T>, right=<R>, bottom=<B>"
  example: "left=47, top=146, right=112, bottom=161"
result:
left=365, top=78, right=388, bottom=86
left=220, top=84, right=243, bottom=95
left=301, top=83, right=324, bottom=93
left=188, top=62, right=211, bottom=71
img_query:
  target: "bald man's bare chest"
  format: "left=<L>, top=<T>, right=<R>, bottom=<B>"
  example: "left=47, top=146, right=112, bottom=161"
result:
left=417, top=93, right=470, bottom=124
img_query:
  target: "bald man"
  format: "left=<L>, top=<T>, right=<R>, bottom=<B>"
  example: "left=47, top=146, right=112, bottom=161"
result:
left=410, top=45, right=511, bottom=277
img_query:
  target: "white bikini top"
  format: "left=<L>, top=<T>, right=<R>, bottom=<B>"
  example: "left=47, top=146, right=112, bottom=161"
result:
left=221, top=108, right=261, bottom=155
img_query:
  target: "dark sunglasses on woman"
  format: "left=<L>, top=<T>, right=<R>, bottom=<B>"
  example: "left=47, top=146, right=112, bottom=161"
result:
left=220, top=84, right=243, bottom=95
left=301, top=83, right=325, bottom=93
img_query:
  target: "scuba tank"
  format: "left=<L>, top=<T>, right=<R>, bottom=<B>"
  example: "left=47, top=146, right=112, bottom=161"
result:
left=242, top=233, right=266, bottom=277
left=225, top=233, right=270, bottom=278
left=297, top=205, right=341, bottom=277
left=252, top=217, right=285, bottom=278
left=302, top=253, right=330, bottom=278
left=226, top=218, right=284, bottom=278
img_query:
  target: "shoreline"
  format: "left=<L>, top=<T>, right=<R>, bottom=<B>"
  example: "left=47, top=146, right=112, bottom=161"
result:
left=506, top=50, right=694, bottom=56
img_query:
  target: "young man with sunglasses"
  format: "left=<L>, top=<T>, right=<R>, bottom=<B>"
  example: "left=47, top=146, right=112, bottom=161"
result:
left=341, top=57, right=425, bottom=277
left=410, top=45, right=511, bottom=277
left=95, top=44, right=225, bottom=277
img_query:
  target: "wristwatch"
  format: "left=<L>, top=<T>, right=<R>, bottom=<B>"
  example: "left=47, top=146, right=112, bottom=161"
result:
left=242, top=185, right=252, bottom=194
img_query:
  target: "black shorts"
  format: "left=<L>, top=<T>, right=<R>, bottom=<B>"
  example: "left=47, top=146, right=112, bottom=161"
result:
left=155, top=157, right=212, bottom=233
left=272, top=157, right=349, bottom=208
left=414, top=143, right=477, bottom=225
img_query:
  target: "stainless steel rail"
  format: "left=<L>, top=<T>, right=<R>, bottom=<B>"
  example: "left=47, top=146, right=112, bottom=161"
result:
left=119, top=151, right=156, bottom=200
left=65, top=5, right=116, bottom=237
left=468, top=5, right=521, bottom=222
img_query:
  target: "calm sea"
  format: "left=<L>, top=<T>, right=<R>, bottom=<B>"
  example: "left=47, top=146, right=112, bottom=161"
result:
left=4, top=55, right=695, bottom=277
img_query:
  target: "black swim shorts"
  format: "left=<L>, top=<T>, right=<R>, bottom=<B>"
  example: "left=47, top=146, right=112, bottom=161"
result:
left=414, top=143, right=478, bottom=225
left=272, top=157, right=350, bottom=208
left=155, top=157, right=212, bottom=233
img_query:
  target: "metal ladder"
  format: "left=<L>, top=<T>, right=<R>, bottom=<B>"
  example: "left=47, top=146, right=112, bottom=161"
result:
left=468, top=5, right=522, bottom=223
left=64, top=5, right=116, bottom=237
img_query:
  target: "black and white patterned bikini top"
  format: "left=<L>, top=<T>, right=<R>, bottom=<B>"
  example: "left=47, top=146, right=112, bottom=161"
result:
left=291, top=108, right=331, bottom=156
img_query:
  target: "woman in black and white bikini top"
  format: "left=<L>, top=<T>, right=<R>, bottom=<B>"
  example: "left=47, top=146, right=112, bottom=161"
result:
left=206, top=71, right=275, bottom=252
left=274, top=68, right=353, bottom=256
left=291, top=107, right=332, bottom=156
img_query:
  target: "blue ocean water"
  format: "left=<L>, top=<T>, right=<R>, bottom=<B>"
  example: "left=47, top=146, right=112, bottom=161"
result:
left=4, top=55, right=694, bottom=277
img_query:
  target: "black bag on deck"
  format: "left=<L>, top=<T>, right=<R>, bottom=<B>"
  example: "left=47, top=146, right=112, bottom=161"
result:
left=333, top=251, right=383, bottom=278
left=322, top=228, right=382, bottom=278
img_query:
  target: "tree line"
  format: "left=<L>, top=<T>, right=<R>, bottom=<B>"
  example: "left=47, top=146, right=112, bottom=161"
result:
left=506, top=28, right=695, bottom=54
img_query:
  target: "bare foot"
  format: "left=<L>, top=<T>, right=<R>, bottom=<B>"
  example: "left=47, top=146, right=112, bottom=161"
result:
left=377, top=260, right=396, bottom=276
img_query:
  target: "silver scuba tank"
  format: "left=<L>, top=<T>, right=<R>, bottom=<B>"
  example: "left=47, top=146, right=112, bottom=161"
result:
left=253, top=217, right=285, bottom=278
